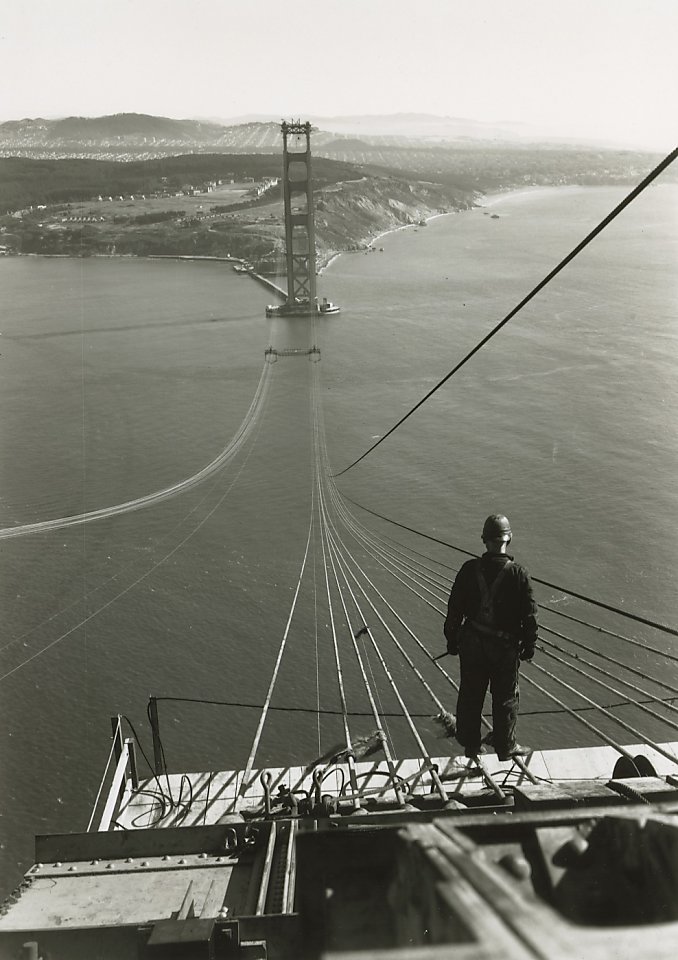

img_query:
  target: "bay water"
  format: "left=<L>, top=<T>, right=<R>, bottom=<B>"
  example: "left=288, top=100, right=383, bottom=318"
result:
left=1, top=183, right=676, bottom=895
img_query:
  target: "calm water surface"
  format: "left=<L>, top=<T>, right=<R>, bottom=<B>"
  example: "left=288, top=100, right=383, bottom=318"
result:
left=1, top=185, right=677, bottom=894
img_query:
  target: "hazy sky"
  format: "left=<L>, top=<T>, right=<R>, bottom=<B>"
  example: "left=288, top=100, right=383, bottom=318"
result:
left=2, top=0, right=676, bottom=149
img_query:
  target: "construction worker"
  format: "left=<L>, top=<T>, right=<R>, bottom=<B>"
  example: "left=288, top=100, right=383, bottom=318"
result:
left=444, top=514, right=538, bottom=760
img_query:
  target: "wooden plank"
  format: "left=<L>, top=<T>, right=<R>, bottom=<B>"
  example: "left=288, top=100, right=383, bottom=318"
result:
left=281, top=820, right=298, bottom=914
left=109, top=740, right=678, bottom=832
left=513, top=781, right=623, bottom=811
left=607, top=776, right=678, bottom=802
left=422, top=823, right=577, bottom=960
left=98, top=744, right=131, bottom=832
left=400, top=824, right=532, bottom=958
left=255, top=820, right=277, bottom=916
left=435, top=880, right=534, bottom=959
left=474, top=756, right=506, bottom=802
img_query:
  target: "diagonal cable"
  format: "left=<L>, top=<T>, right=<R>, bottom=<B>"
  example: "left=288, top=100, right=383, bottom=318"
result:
left=334, top=147, right=678, bottom=478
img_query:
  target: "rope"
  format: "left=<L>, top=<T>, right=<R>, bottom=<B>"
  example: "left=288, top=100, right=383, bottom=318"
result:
left=334, top=147, right=678, bottom=478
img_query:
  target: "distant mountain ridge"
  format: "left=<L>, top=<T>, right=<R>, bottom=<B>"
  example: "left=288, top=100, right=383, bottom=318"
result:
left=0, top=112, right=660, bottom=162
left=210, top=112, right=536, bottom=141
left=0, top=113, right=238, bottom=143
left=0, top=111, right=604, bottom=150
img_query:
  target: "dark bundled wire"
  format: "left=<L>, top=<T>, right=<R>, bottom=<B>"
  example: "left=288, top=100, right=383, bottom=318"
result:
left=334, top=147, right=678, bottom=480
left=155, top=694, right=460, bottom=719
left=118, top=715, right=176, bottom=827
left=341, top=496, right=678, bottom=637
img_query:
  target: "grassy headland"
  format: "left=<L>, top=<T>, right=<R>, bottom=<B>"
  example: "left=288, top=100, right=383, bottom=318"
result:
left=0, top=146, right=666, bottom=269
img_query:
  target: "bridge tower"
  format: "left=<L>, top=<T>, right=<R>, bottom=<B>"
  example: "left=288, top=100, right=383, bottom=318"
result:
left=281, top=120, right=317, bottom=314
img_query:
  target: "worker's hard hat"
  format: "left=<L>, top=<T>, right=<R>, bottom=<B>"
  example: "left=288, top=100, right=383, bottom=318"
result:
left=482, top=514, right=512, bottom=542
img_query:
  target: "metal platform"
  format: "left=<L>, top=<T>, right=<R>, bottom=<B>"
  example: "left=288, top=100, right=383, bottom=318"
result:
left=114, top=741, right=678, bottom=829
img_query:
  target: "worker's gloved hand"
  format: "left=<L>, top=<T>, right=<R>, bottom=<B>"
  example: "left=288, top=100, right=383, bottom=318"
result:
left=519, top=642, right=535, bottom=662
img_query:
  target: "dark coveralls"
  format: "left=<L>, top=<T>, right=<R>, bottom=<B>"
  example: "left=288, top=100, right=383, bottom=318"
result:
left=444, top=553, right=538, bottom=756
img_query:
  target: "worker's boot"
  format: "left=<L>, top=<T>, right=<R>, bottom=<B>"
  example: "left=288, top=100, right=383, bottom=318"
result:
left=497, top=743, right=531, bottom=761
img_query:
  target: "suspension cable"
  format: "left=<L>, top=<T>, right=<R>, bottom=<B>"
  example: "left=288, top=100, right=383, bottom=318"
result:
left=538, top=637, right=678, bottom=735
left=334, top=148, right=678, bottom=479
left=0, top=390, right=269, bottom=683
left=322, top=517, right=406, bottom=806
left=313, top=391, right=362, bottom=804
left=340, top=496, right=678, bottom=637
left=234, top=498, right=316, bottom=811
left=338, top=497, right=678, bottom=693
left=327, top=468, right=677, bottom=755
left=540, top=605, right=678, bottom=661
left=531, top=656, right=678, bottom=765
left=336, top=494, right=678, bottom=707
left=325, top=526, right=441, bottom=801
left=335, top=497, right=678, bottom=727
left=323, top=519, right=449, bottom=801
left=338, top=484, right=678, bottom=723
left=540, top=624, right=678, bottom=701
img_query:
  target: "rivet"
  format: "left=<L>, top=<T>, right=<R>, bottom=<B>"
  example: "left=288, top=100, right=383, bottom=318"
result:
left=199, top=852, right=208, bottom=859
left=178, top=859, right=186, bottom=865
left=162, top=855, right=171, bottom=861
left=91, top=860, right=99, bottom=865
left=140, top=861, right=149, bottom=867
left=54, top=862, right=62, bottom=868
left=68, top=865, right=77, bottom=872
left=106, top=863, right=115, bottom=870
left=125, top=858, right=134, bottom=863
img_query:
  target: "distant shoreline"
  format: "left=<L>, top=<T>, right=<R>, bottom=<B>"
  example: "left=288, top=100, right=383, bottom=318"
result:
left=317, top=183, right=629, bottom=276
left=3, top=185, right=635, bottom=281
